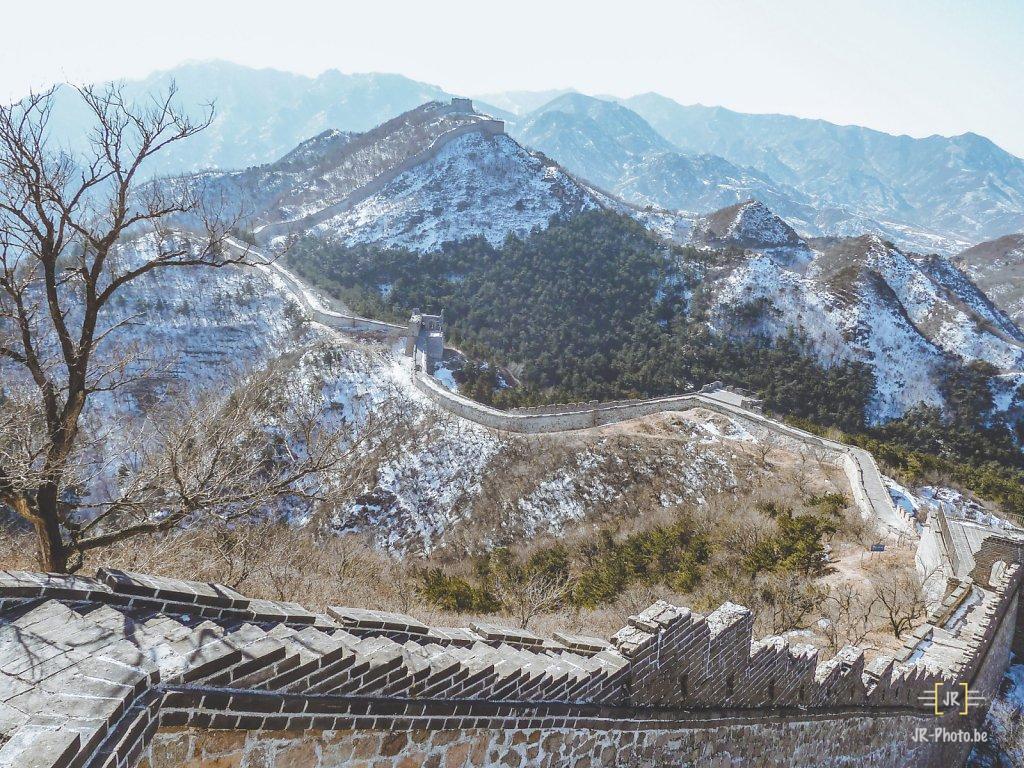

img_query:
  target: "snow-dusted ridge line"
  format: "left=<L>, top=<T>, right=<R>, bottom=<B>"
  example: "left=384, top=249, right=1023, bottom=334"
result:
left=252, top=119, right=506, bottom=245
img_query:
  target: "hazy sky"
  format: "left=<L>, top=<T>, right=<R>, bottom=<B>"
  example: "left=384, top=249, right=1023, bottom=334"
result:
left=3, top=0, right=1022, bottom=155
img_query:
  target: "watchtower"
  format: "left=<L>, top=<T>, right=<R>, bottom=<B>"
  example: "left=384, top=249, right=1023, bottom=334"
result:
left=406, top=308, right=445, bottom=374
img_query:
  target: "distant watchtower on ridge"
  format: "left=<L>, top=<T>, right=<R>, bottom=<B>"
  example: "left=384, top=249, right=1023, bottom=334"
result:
left=406, top=309, right=445, bottom=374
left=449, top=97, right=474, bottom=113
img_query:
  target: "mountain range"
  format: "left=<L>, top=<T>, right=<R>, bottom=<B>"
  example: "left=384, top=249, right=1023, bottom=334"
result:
left=38, top=60, right=1024, bottom=256
left=622, top=93, right=1024, bottom=251
left=24, top=60, right=1024, bottom=428
left=11, top=69, right=1024, bottom=548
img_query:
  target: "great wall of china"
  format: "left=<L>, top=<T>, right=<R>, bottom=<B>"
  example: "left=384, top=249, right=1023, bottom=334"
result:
left=235, top=235, right=912, bottom=536
left=0, top=556, right=1020, bottom=768
left=4, top=147, right=1024, bottom=768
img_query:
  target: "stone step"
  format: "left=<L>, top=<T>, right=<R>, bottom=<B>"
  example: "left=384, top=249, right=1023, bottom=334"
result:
left=0, top=720, right=81, bottom=768
left=1, top=602, right=135, bottom=685
left=0, top=570, right=111, bottom=604
left=330, top=637, right=407, bottom=696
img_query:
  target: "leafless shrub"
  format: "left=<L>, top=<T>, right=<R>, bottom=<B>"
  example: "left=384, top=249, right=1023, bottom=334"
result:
left=866, top=556, right=929, bottom=639
left=491, top=566, right=574, bottom=630
left=819, top=583, right=876, bottom=653
left=754, top=571, right=819, bottom=636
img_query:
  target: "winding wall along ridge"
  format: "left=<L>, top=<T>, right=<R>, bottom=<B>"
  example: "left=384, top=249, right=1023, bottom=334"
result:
left=230, top=237, right=408, bottom=335
left=412, top=370, right=909, bottom=533
left=230, top=233, right=908, bottom=535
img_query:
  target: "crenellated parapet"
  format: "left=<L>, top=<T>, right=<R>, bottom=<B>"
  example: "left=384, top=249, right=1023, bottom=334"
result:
left=0, top=562, right=1019, bottom=768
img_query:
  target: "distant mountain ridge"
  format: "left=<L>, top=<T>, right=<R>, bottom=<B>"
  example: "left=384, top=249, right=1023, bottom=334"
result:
left=44, top=61, right=454, bottom=177
left=510, top=93, right=823, bottom=235
left=507, top=93, right=995, bottom=254
left=620, top=92, right=1024, bottom=250
left=34, top=61, right=1024, bottom=254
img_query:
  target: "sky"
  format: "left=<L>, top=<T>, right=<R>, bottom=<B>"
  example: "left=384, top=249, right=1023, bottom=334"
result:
left=2, top=0, right=1022, bottom=155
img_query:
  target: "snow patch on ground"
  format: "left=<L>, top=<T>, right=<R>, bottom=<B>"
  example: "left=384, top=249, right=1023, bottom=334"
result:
left=432, top=365, right=459, bottom=392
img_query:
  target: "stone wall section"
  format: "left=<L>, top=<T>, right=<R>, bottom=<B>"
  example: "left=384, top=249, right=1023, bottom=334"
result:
left=143, top=715, right=970, bottom=768
left=411, top=371, right=911, bottom=532
left=2, top=560, right=1020, bottom=768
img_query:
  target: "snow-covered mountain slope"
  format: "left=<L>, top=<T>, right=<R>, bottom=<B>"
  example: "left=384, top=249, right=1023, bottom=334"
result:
left=191, top=100, right=495, bottom=230
left=954, top=233, right=1024, bottom=325
left=693, top=199, right=804, bottom=250
left=1, top=231, right=491, bottom=539
left=307, top=130, right=599, bottom=251
left=693, top=204, right=1024, bottom=421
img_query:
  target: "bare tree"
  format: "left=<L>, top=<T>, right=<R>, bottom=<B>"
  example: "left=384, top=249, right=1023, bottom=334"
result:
left=819, top=582, right=876, bottom=653
left=793, top=448, right=813, bottom=497
left=867, top=559, right=929, bottom=639
left=755, top=571, right=818, bottom=635
left=491, top=566, right=575, bottom=630
left=0, top=83, right=348, bottom=572
left=752, top=434, right=778, bottom=469
left=208, top=518, right=277, bottom=590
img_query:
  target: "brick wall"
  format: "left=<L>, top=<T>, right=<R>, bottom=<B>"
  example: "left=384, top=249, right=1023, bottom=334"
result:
left=2, top=555, right=1019, bottom=768
left=145, top=712, right=971, bottom=768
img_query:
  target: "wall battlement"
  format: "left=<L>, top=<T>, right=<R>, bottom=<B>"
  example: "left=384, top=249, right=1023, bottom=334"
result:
left=0, top=559, right=1019, bottom=768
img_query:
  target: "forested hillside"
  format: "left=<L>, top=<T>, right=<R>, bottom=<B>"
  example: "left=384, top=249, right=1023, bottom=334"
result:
left=287, top=210, right=875, bottom=431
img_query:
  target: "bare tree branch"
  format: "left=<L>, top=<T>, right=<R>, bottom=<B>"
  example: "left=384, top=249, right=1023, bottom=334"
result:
left=0, top=82, right=326, bottom=572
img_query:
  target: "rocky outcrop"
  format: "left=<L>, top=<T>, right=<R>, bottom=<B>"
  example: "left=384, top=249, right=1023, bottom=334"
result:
left=693, top=199, right=805, bottom=250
